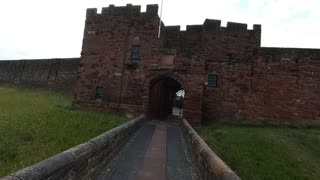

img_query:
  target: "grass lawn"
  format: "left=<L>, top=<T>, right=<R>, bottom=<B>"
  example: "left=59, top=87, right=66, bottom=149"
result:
left=197, top=122, right=320, bottom=180
left=0, top=86, right=127, bottom=176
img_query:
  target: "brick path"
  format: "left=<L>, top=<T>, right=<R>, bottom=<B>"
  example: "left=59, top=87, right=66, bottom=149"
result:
left=96, top=120, right=196, bottom=180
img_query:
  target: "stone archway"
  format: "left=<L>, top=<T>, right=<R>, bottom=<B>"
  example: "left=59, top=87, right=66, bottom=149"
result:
left=147, top=75, right=184, bottom=119
left=144, top=73, right=203, bottom=126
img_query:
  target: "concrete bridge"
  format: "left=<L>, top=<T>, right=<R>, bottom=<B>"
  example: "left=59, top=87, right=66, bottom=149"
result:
left=1, top=117, right=240, bottom=180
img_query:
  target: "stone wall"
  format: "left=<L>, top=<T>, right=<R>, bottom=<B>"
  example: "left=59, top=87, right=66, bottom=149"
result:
left=74, top=4, right=161, bottom=117
left=0, top=58, right=80, bottom=92
left=179, top=118, right=241, bottom=180
left=74, top=4, right=320, bottom=124
left=1, top=116, right=145, bottom=180
left=240, top=48, right=320, bottom=122
left=200, top=21, right=260, bottom=122
left=203, top=47, right=320, bottom=122
left=73, top=4, right=263, bottom=125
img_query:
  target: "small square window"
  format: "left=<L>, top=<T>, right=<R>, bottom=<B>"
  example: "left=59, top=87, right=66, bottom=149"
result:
left=95, top=86, right=103, bottom=99
left=208, top=74, right=218, bottom=88
left=131, top=45, right=140, bottom=60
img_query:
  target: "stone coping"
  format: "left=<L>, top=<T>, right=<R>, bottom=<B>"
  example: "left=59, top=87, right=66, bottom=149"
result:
left=180, top=119, right=241, bottom=180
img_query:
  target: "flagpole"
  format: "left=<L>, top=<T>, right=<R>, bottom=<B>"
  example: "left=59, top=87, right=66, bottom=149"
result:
left=158, top=0, right=164, bottom=38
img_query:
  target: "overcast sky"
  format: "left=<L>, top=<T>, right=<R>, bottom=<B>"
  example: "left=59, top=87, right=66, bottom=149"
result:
left=0, top=0, right=319, bottom=60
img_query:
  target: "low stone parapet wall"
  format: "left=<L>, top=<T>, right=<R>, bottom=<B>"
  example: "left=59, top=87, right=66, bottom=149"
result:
left=179, top=119, right=241, bottom=180
left=1, top=116, right=145, bottom=180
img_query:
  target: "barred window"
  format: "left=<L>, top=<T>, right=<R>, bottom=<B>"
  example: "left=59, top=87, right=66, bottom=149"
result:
left=131, top=45, right=140, bottom=60
left=208, top=74, right=218, bottom=88
left=95, top=86, right=103, bottom=99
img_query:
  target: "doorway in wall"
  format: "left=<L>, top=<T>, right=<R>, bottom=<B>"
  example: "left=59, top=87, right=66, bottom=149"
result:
left=148, top=76, right=184, bottom=119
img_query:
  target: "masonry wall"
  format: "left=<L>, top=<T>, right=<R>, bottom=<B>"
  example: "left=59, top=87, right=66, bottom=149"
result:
left=74, top=4, right=320, bottom=124
left=241, top=48, right=320, bottom=122
left=203, top=47, right=320, bottom=122
left=74, top=5, right=160, bottom=115
left=200, top=20, right=261, bottom=121
left=156, top=21, right=262, bottom=124
left=160, top=25, right=207, bottom=125
left=180, top=118, right=240, bottom=180
left=0, top=58, right=80, bottom=92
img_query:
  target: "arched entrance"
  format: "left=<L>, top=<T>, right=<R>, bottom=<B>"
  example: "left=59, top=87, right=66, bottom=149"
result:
left=148, top=76, right=184, bottom=119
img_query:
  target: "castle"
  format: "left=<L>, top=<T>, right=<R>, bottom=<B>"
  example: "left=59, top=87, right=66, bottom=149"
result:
left=2, top=4, right=317, bottom=126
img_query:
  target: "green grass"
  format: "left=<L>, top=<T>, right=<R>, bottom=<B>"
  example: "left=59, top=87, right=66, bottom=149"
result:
left=0, top=86, right=127, bottom=176
left=197, top=122, right=320, bottom=180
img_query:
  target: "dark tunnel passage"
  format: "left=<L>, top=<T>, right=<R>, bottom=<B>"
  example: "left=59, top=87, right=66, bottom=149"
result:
left=148, top=77, right=184, bottom=119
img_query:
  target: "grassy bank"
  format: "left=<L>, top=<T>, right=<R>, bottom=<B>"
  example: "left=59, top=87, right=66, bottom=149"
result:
left=0, top=86, right=127, bottom=176
left=198, top=122, right=320, bottom=180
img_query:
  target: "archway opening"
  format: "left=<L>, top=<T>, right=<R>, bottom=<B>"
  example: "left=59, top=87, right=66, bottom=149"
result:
left=148, top=76, right=184, bottom=119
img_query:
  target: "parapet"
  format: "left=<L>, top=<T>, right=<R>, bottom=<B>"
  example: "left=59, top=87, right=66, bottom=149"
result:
left=226, top=22, right=247, bottom=31
left=164, top=19, right=261, bottom=33
left=146, top=4, right=159, bottom=15
left=165, top=26, right=181, bottom=32
left=259, top=47, right=320, bottom=56
left=186, top=25, right=203, bottom=32
left=102, top=4, right=141, bottom=16
left=203, top=19, right=221, bottom=31
left=86, top=8, right=98, bottom=18
left=253, top=24, right=261, bottom=32
left=86, top=4, right=159, bottom=17
left=204, top=19, right=260, bottom=32
left=85, top=4, right=260, bottom=33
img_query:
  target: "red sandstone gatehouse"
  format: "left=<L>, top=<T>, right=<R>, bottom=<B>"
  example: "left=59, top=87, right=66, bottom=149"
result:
left=73, top=4, right=320, bottom=126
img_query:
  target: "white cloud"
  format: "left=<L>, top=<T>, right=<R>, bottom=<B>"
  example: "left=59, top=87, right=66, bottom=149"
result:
left=0, top=0, right=319, bottom=60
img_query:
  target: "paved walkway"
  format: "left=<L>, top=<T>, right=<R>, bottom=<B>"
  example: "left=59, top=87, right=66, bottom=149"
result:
left=96, top=120, right=196, bottom=180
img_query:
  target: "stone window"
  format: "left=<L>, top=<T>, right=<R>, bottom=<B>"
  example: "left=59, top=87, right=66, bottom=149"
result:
left=95, top=86, right=103, bottom=99
left=130, top=45, right=140, bottom=60
left=208, top=74, right=218, bottom=88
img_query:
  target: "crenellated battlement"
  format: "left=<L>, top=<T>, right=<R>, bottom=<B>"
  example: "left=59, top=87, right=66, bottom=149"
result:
left=226, top=22, right=247, bottom=30
left=164, top=19, right=261, bottom=33
left=86, top=4, right=159, bottom=18
left=101, top=4, right=141, bottom=16
left=186, top=25, right=203, bottom=32
left=85, top=4, right=260, bottom=33
left=203, top=19, right=221, bottom=31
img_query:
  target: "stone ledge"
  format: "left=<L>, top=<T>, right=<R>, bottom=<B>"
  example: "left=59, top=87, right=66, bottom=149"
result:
left=1, top=116, right=145, bottom=180
left=179, top=119, right=241, bottom=180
